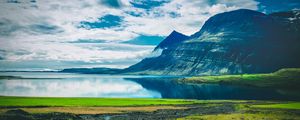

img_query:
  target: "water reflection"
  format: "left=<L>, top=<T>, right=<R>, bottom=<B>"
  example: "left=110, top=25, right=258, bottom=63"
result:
left=0, top=72, right=161, bottom=98
left=0, top=72, right=299, bottom=100
left=126, top=77, right=299, bottom=100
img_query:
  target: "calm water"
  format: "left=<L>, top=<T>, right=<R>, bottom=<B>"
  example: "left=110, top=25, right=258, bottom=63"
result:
left=0, top=72, right=297, bottom=100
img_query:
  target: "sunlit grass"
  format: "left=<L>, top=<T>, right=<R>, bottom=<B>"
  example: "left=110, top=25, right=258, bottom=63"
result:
left=252, top=102, right=300, bottom=110
left=184, top=68, right=300, bottom=88
left=0, top=96, right=249, bottom=107
left=0, top=96, right=197, bottom=107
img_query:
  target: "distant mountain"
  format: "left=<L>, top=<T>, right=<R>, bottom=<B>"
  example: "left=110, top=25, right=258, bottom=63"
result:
left=60, top=68, right=122, bottom=74
left=123, top=9, right=300, bottom=75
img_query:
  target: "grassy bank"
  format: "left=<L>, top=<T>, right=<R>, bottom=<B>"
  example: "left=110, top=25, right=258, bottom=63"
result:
left=0, top=96, right=237, bottom=115
left=253, top=102, right=300, bottom=110
left=183, top=68, right=300, bottom=90
left=0, top=96, right=198, bottom=107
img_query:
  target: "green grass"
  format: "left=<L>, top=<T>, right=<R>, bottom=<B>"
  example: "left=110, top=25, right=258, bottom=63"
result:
left=0, top=96, right=248, bottom=107
left=1, top=96, right=299, bottom=119
left=253, top=102, right=300, bottom=110
left=183, top=68, right=300, bottom=89
left=0, top=96, right=199, bottom=107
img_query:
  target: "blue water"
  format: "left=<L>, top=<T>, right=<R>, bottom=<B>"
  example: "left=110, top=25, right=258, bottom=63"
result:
left=0, top=72, right=297, bottom=100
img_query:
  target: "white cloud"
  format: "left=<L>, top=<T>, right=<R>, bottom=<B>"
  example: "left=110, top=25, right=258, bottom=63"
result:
left=0, top=0, right=259, bottom=70
left=123, top=0, right=258, bottom=35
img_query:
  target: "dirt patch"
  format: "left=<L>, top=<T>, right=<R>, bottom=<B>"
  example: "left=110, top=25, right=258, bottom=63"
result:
left=20, top=106, right=187, bottom=114
left=0, top=103, right=234, bottom=120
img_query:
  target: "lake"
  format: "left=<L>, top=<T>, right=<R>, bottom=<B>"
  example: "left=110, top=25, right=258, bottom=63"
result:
left=0, top=72, right=297, bottom=100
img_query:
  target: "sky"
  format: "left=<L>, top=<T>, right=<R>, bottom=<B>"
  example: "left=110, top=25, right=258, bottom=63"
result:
left=0, top=0, right=299, bottom=71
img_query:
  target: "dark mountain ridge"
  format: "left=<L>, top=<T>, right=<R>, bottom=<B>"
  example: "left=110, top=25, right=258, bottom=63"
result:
left=154, top=30, right=189, bottom=50
left=60, top=67, right=122, bottom=74
left=123, top=9, right=300, bottom=75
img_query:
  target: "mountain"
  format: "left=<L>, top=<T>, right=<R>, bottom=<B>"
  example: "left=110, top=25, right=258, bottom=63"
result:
left=60, top=68, right=122, bottom=74
left=154, top=30, right=189, bottom=50
left=123, top=9, right=300, bottom=75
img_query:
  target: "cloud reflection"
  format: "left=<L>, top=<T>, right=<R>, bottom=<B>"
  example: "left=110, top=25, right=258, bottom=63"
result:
left=0, top=75, right=161, bottom=98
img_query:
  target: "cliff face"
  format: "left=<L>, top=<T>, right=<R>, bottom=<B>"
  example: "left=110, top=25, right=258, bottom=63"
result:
left=124, top=9, right=300, bottom=75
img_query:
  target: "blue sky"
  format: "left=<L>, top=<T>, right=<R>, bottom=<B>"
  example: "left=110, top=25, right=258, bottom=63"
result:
left=0, top=0, right=299, bottom=70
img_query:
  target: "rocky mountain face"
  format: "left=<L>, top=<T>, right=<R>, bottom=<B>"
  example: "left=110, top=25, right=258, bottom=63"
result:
left=154, top=30, right=189, bottom=50
left=123, top=9, right=300, bottom=75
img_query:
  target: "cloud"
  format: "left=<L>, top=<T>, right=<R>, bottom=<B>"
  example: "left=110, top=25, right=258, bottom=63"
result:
left=79, top=14, right=124, bottom=29
left=0, top=18, right=22, bottom=36
left=6, top=0, right=21, bottom=3
left=129, top=0, right=170, bottom=10
left=1, top=42, right=153, bottom=62
left=122, top=35, right=165, bottom=45
left=0, top=35, right=154, bottom=70
left=66, top=39, right=107, bottom=43
left=122, top=0, right=258, bottom=36
left=255, top=0, right=300, bottom=13
left=0, top=0, right=262, bottom=70
left=29, top=23, right=64, bottom=34
left=98, top=0, right=131, bottom=8
left=0, top=50, right=5, bottom=60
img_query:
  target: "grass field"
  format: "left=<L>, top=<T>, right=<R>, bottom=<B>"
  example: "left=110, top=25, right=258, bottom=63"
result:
left=0, top=96, right=198, bottom=107
left=253, top=102, right=300, bottom=110
left=0, top=96, right=194, bottom=115
left=0, top=96, right=248, bottom=107
left=183, top=68, right=300, bottom=90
